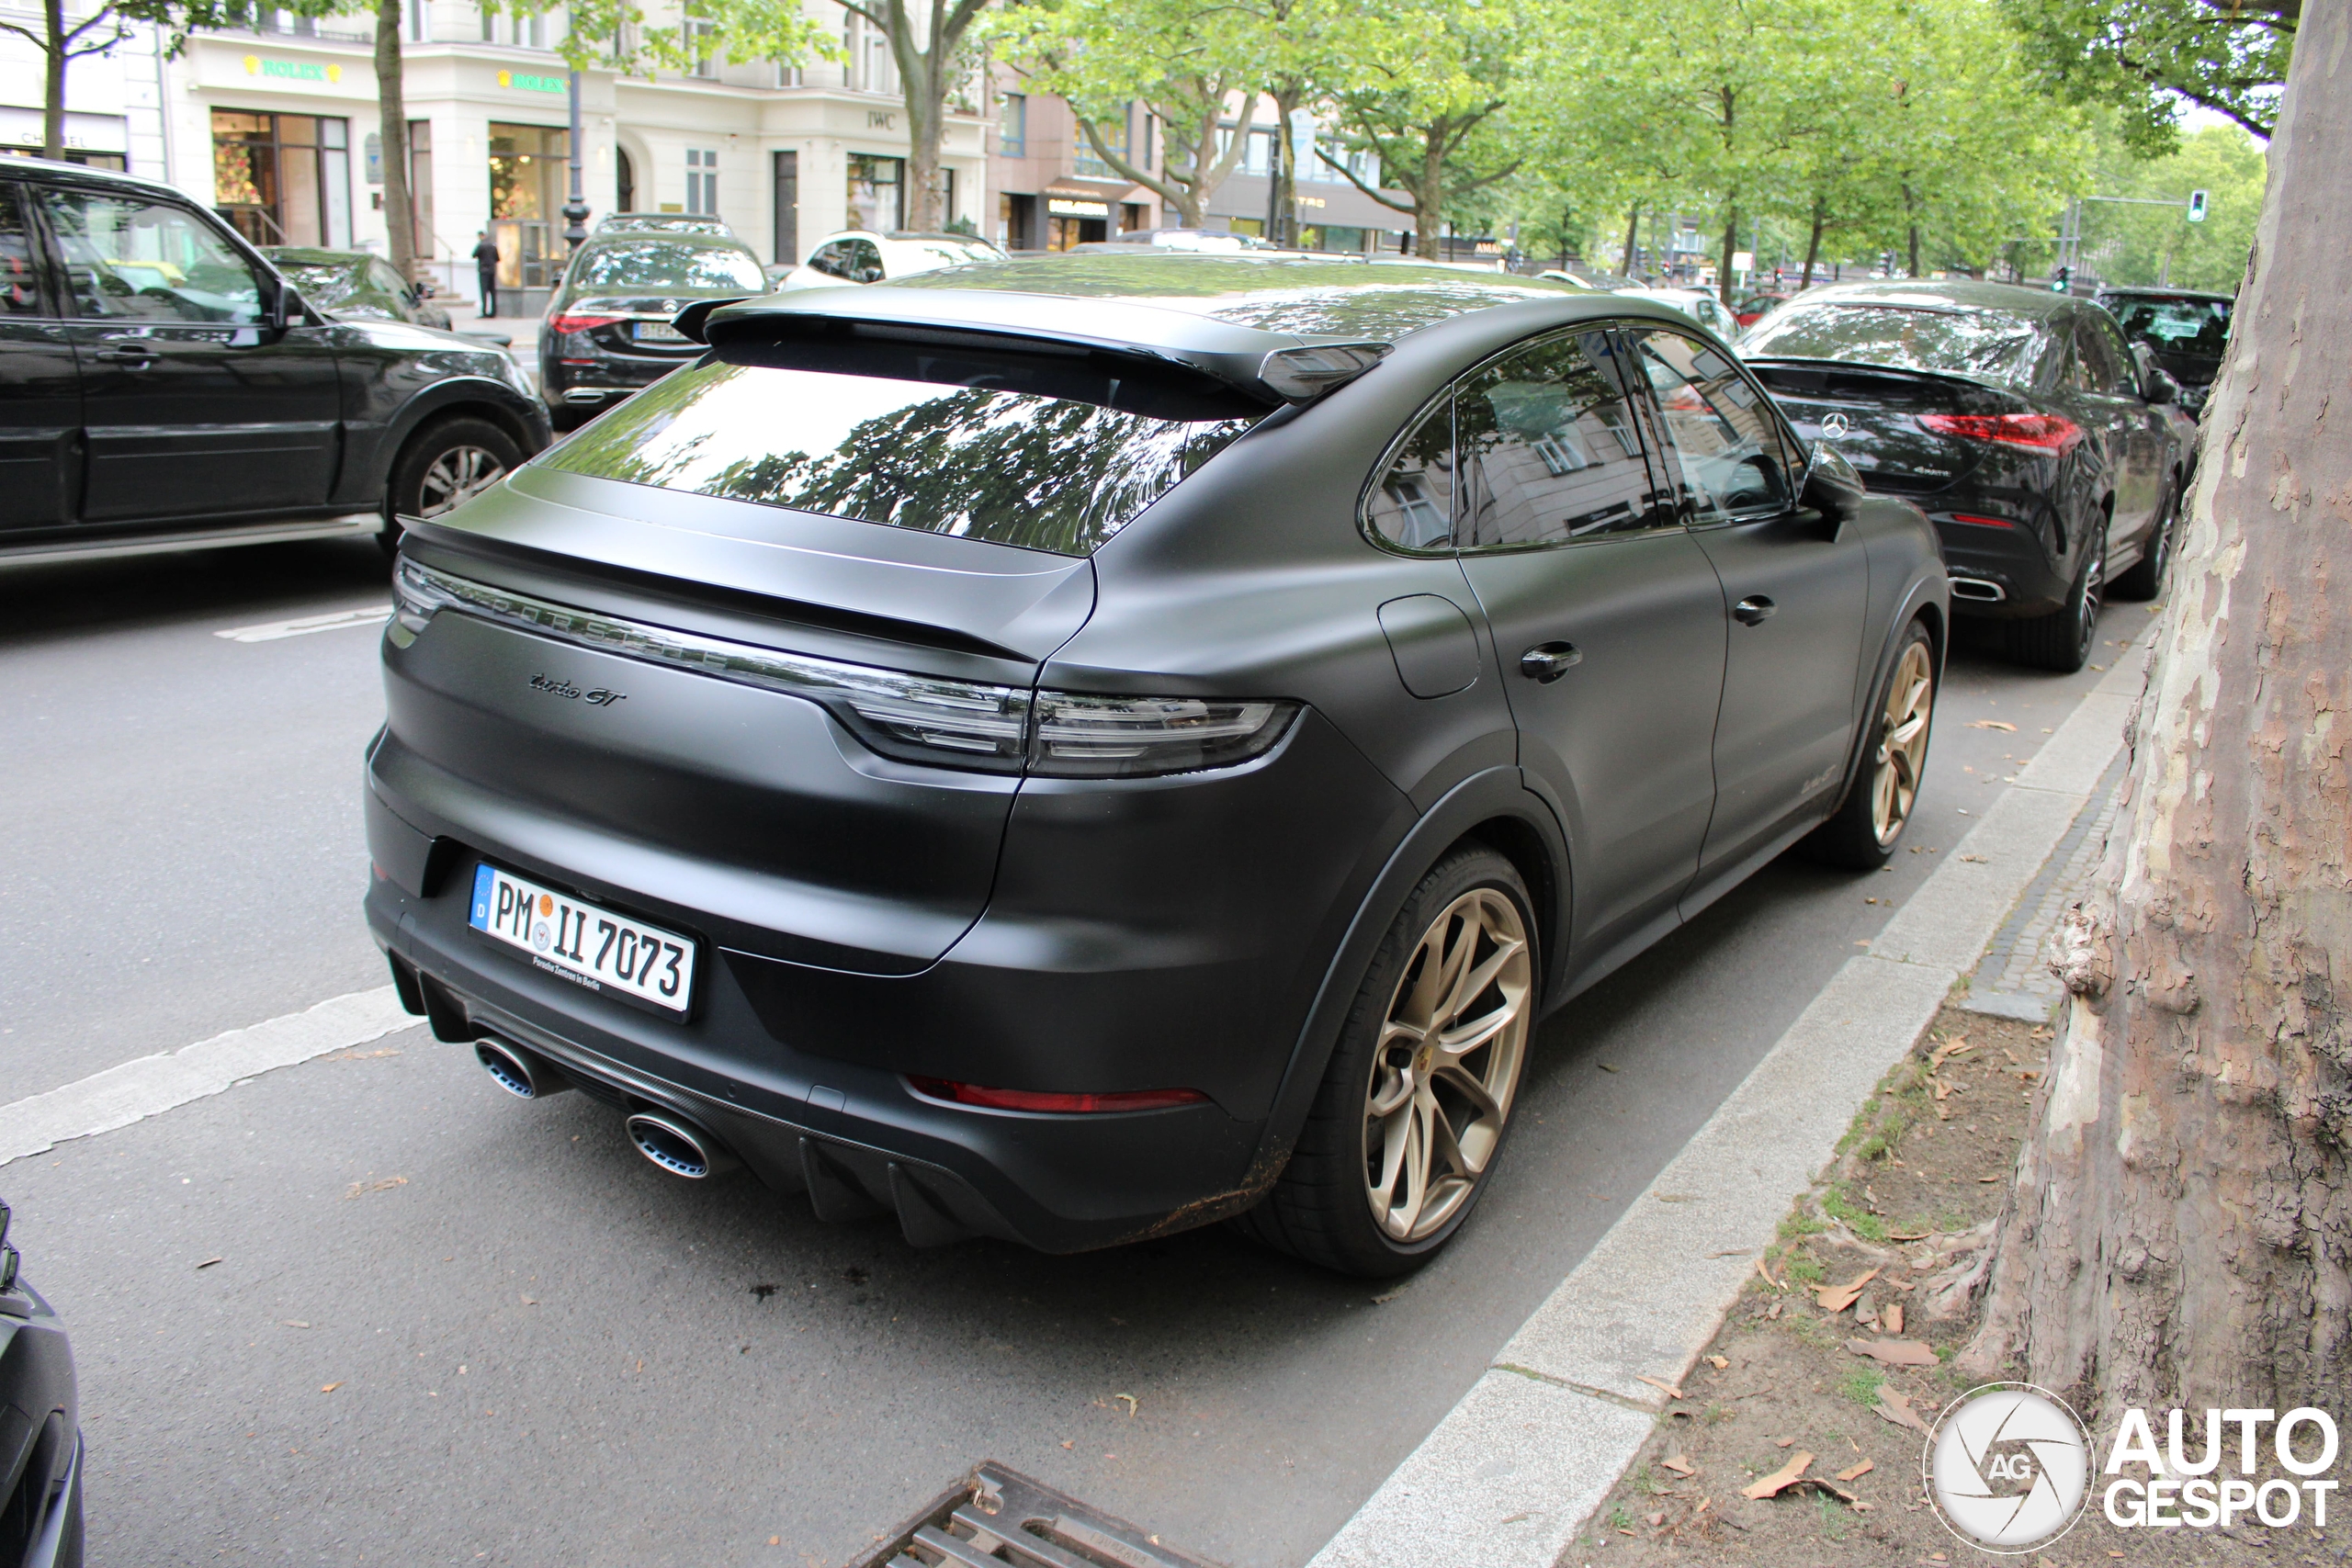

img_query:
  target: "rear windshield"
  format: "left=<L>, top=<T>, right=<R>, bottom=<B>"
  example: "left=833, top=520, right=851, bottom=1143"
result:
left=2108, top=296, right=2230, bottom=358
left=571, top=241, right=767, bottom=293
left=538, top=360, right=1252, bottom=556
left=1741, top=303, right=2041, bottom=382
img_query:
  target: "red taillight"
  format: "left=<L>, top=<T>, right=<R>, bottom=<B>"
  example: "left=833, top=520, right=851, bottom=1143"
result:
left=1917, top=412, right=2085, bottom=455
left=548, top=312, right=624, bottom=335
left=1950, top=513, right=2016, bottom=528
left=905, top=1076, right=1207, bottom=1114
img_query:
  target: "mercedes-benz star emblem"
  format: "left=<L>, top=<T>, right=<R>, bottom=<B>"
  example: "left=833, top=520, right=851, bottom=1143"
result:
left=1819, top=412, right=1851, bottom=438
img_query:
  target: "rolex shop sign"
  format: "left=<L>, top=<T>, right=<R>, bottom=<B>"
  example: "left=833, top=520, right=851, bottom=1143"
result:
left=242, top=55, right=345, bottom=85
left=498, top=70, right=567, bottom=93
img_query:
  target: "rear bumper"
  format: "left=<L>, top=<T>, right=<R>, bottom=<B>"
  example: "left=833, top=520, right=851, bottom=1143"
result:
left=538, top=352, right=695, bottom=407
left=362, top=709, right=1408, bottom=1253
left=1929, top=514, right=2071, bottom=618
left=370, top=870, right=1268, bottom=1252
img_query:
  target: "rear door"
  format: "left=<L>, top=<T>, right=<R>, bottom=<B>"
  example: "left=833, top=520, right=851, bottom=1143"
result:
left=1448, top=325, right=1727, bottom=955
left=2063, top=312, right=2160, bottom=547
left=1626, top=324, right=1867, bottom=880
left=0, top=179, right=80, bottom=531
left=37, top=181, right=342, bottom=524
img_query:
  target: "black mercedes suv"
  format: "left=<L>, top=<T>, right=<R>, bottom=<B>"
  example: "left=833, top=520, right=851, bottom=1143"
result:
left=368, top=255, right=1947, bottom=1275
left=0, top=157, right=548, bottom=565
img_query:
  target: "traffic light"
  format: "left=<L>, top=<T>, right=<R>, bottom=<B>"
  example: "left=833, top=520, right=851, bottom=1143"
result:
left=2188, top=189, right=2209, bottom=223
left=2051, top=265, right=2071, bottom=293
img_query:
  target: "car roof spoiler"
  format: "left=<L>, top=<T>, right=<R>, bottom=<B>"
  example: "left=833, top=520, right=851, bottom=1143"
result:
left=673, top=288, right=1390, bottom=407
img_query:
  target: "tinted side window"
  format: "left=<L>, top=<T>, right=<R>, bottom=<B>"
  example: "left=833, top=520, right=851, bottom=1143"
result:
left=2070, top=318, right=2128, bottom=394
left=1630, top=326, right=1795, bottom=524
left=0, top=185, right=42, bottom=316
left=1459, top=329, right=1654, bottom=547
left=849, top=240, right=884, bottom=281
left=39, top=188, right=263, bottom=324
left=1364, top=398, right=1457, bottom=550
left=808, top=241, right=853, bottom=278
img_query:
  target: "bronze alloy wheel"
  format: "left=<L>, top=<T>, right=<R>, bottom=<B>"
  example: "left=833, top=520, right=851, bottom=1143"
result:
left=1871, top=637, right=1935, bottom=845
left=1362, top=886, right=1533, bottom=1242
left=417, top=444, right=509, bottom=518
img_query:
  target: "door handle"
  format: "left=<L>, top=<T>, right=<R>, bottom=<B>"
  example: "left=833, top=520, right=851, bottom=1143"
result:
left=1734, top=595, right=1777, bottom=626
left=93, top=346, right=159, bottom=364
left=1519, top=642, right=1582, bottom=682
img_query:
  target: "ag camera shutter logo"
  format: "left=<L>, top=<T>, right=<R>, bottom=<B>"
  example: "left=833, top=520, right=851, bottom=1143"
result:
left=1924, top=1382, right=2093, bottom=1552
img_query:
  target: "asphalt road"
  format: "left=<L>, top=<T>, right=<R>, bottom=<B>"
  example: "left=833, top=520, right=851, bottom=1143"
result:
left=0, top=537, right=2150, bottom=1567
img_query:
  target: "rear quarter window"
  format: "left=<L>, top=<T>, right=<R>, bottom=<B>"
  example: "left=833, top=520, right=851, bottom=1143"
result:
left=538, top=359, right=1253, bottom=556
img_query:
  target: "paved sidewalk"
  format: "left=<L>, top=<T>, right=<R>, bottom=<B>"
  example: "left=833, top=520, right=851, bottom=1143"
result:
left=1959, top=749, right=2127, bottom=1023
left=1310, top=630, right=2152, bottom=1568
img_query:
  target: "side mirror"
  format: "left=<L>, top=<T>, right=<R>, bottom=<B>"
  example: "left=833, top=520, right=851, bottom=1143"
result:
left=2142, top=366, right=2181, bottom=406
left=266, top=285, right=303, bottom=332
left=1796, top=444, right=1866, bottom=537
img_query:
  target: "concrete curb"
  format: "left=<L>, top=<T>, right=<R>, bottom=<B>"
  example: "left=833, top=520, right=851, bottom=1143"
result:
left=0, top=987, right=414, bottom=1167
left=1308, top=637, right=2151, bottom=1568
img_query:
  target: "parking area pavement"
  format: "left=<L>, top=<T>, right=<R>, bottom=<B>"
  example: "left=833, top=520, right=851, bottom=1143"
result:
left=0, top=543, right=2158, bottom=1567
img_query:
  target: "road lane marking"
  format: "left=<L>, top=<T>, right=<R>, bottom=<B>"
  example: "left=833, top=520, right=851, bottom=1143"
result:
left=0, top=987, right=417, bottom=1166
left=215, top=605, right=391, bottom=643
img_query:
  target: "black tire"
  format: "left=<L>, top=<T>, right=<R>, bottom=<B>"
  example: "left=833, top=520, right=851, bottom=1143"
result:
left=2006, top=526, right=2106, bottom=672
left=1800, top=617, right=1938, bottom=871
left=2108, top=482, right=2177, bottom=602
left=1238, top=847, right=1537, bottom=1278
left=379, top=416, right=523, bottom=556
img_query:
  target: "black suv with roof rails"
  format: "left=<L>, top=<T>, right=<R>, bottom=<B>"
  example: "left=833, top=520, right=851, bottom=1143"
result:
left=0, top=157, right=548, bottom=565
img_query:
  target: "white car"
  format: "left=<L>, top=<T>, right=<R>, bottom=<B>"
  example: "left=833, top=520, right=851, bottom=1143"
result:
left=1613, top=286, right=1742, bottom=341
left=770, top=230, right=1005, bottom=290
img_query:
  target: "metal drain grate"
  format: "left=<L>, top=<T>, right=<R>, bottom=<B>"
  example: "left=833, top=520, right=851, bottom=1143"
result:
left=851, top=1461, right=1220, bottom=1568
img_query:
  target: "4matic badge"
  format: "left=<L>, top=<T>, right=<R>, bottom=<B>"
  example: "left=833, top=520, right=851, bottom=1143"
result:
left=528, top=673, right=627, bottom=707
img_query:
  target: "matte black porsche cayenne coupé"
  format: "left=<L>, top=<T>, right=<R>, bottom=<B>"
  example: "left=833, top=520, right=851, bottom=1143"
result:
left=366, top=256, right=1948, bottom=1275
left=1741, top=280, right=2194, bottom=671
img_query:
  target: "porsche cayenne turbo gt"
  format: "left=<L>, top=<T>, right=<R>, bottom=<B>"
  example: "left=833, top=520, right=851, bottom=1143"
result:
left=1741, top=279, right=2196, bottom=671
left=366, top=256, right=1948, bottom=1275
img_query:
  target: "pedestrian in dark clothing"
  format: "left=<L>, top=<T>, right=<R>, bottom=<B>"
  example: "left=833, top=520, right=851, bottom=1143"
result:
left=473, top=231, right=502, bottom=317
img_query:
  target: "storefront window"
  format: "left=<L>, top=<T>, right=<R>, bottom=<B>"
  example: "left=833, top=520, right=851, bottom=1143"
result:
left=846, top=152, right=901, bottom=233
left=212, top=111, right=351, bottom=248
left=489, top=121, right=568, bottom=288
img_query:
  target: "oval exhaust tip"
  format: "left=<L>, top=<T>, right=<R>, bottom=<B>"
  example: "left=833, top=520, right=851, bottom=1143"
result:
left=627, top=1111, right=733, bottom=1179
left=475, top=1036, right=569, bottom=1100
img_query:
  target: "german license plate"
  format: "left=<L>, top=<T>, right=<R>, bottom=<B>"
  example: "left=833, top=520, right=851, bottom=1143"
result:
left=469, top=864, right=695, bottom=1013
left=633, top=321, right=687, bottom=342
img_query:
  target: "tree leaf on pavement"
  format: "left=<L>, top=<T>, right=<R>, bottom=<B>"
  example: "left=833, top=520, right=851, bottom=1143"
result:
left=1635, top=1374, right=1686, bottom=1401
left=1966, top=719, right=2018, bottom=730
left=1815, top=1267, right=1881, bottom=1313
left=1848, top=1337, right=1939, bottom=1366
left=1741, top=1450, right=1813, bottom=1499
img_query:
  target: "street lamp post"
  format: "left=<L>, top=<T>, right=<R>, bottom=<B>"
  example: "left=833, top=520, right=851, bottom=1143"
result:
left=562, top=69, right=590, bottom=254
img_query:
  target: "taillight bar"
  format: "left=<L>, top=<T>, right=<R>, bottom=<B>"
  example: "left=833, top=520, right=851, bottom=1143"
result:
left=1917, top=412, right=2085, bottom=456
left=548, top=312, right=625, bottom=335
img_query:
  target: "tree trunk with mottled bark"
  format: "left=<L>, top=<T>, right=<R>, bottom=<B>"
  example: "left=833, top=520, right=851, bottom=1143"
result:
left=376, top=0, right=415, bottom=283
left=1962, top=0, right=2351, bottom=1416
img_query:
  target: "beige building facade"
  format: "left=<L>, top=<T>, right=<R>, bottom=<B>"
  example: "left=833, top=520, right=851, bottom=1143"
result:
left=3, top=3, right=986, bottom=313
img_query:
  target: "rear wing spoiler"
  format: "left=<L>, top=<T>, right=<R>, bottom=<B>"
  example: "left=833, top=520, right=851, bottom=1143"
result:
left=673, top=288, right=1389, bottom=408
